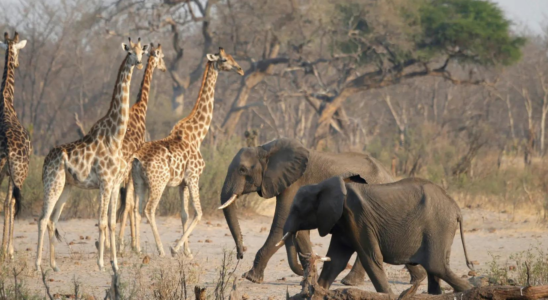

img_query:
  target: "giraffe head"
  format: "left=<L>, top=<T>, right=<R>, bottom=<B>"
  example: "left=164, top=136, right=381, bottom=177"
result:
left=148, top=43, right=167, bottom=72
left=121, top=37, right=148, bottom=70
left=0, top=32, right=27, bottom=68
left=206, top=47, right=244, bottom=76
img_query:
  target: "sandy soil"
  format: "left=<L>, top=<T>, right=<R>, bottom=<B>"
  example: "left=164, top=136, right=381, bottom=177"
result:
left=5, top=207, right=548, bottom=299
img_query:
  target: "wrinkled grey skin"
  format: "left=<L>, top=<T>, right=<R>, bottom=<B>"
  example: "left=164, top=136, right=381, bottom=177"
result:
left=283, top=176, right=474, bottom=294
left=219, top=138, right=402, bottom=284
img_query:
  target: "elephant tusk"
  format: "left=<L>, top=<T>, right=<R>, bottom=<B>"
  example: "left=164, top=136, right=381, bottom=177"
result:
left=218, top=194, right=238, bottom=210
left=319, top=257, right=331, bottom=262
left=276, top=232, right=291, bottom=247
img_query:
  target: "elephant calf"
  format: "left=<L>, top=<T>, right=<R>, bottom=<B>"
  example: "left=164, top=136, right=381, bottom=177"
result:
left=280, top=175, right=474, bottom=295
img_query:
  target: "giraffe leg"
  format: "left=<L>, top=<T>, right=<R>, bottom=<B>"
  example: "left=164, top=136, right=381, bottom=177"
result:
left=171, top=177, right=201, bottom=257
left=177, top=184, right=192, bottom=258
left=121, top=175, right=135, bottom=253
left=132, top=172, right=147, bottom=254
left=36, top=161, right=66, bottom=273
left=109, top=181, right=121, bottom=272
left=2, top=180, right=13, bottom=260
left=144, top=182, right=167, bottom=257
left=97, top=182, right=113, bottom=272
left=8, top=185, right=17, bottom=259
left=48, top=186, right=72, bottom=272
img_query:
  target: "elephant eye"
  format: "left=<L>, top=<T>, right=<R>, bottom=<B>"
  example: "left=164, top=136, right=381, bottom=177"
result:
left=239, top=166, right=246, bottom=174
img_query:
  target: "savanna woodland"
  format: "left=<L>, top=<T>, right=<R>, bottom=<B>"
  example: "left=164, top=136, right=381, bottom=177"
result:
left=0, top=0, right=547, bottom=299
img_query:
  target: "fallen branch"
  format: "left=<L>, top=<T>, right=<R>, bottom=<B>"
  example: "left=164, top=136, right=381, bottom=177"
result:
left=288, top=255, right=548, bottom=300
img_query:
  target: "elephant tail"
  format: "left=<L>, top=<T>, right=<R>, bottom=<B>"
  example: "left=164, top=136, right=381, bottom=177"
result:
left=458, top=215, right=474, bottom=271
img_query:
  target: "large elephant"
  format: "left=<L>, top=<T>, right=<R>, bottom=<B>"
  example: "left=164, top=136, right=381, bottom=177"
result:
left=218, top=138, right=406, bottom=284
left=281, top=175, right=474, bottom=295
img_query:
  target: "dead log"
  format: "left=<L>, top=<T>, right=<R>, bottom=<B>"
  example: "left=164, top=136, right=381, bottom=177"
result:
left=288, top=254, right=548, bottom=300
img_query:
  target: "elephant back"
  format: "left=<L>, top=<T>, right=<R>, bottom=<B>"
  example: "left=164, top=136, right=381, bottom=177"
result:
left=301, top=150, right=394, bottom=186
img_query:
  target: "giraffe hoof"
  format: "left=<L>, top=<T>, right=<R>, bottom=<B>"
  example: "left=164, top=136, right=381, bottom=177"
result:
left=158, top=250, right=166, bottom=257
left=170, top=247, right=178, bottom=257
left=53, top=266, right=60, bottom=272
left=184, top=250, right=194, bottom=260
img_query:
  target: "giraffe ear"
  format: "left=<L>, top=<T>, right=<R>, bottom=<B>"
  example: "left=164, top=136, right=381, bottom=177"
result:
left=14, top=40, right=26, bottom=50
left=122, top=43, right=130, bottom=51
left=0, top=42, right=6, bottom=51
left=206, top=54, right=219, bottom=62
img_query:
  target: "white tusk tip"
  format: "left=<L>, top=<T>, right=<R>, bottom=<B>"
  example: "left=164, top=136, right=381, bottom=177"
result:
left=319, top=257, right=331, bottom=262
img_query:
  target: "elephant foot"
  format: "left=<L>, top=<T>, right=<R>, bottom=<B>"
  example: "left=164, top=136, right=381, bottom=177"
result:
left=242, top=268, right=264, bottom=283
left=341, top=272, right=365, bottom=286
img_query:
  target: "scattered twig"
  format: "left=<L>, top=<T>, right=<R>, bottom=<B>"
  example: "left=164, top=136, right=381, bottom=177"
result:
left=41, top=270, right=54, bottom=300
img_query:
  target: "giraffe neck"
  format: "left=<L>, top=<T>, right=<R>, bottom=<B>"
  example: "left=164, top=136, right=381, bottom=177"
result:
left=170, top=61, right=218, bottom=146
left=0, top=45, right=16, bottom=113
left=128, top=55, right=156, bottom=143
left=134, top=55, right=156, bottom=108
left=103, top=55, right=134, bottom=147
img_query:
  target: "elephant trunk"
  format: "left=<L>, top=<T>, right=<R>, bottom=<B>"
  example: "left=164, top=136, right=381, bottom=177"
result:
left=221, top=191, right=244, bottom=259
left=285, top=233, right=304, bottom=276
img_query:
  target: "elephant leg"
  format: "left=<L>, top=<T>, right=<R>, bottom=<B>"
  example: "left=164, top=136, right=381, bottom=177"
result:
left=294, top=230, right=312, bottom=271
left=318, top=235, right=354, bottom=289
left=357, top=251, right=392, bottom=294
left=341, top=257, right=366, bottom=286
left=434, top=266, right=472, bottom=293
left=398, top=264, right=427, bottom=299
left=427, top=274, right=441, bottom=294
left=406, top=264, right=427, bottom=286
left=243, top=195, right=292, bottom=283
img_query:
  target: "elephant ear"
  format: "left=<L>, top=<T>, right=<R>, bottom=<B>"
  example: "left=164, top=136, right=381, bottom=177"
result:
left=316, top=176, right=347, bottom=237
left=260, top=138, right=309, bottom=199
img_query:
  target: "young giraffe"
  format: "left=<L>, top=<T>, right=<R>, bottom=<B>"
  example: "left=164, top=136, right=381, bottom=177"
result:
left=35, top=38, right=147, bottom=272
left=115, top=43, right=166, bottom=251
left=132, top=48, right=243, bottom=257
left=0, top=32, right=30, bottom=259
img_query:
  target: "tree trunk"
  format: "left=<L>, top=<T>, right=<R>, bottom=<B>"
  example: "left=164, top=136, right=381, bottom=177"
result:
left=540, top=101, right=548, bottom=156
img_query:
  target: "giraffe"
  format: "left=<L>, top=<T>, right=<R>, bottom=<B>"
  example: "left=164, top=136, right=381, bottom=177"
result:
left=0, top=32, right=31, bottom=260
left=35, top=38, right=147, bottom=272
left=131, top=47, right=243, bottom=257
left=115, top=43, right=166, bottom=251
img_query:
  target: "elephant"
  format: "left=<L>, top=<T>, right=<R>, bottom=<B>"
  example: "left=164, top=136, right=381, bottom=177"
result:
left=218, top=138, right=427, bottom=285
left=280, top=175, right=474, bottom=295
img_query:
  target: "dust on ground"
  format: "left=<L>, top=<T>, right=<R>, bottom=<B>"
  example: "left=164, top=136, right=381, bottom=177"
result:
left=7, top=207, right=548, bottom=299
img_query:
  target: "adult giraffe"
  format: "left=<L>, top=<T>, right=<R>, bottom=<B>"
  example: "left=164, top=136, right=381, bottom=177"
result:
left=0, top=32, right=30, bottom=259
left=131, top=47, right=243, bottom=257
left=35, top=38, right=147, bottom=272
left=115, top=43, right=166, bottom=251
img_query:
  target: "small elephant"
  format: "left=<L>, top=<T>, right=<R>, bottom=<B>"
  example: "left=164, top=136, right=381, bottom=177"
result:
left=281, top=175, right=474, bottom=295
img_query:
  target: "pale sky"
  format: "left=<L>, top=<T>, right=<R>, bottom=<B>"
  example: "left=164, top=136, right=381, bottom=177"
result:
left=493, top=0, right=548, bottom=34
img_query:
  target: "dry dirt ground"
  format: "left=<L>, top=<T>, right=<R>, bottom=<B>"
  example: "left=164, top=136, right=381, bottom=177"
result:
left=5, top=207, right=548, bottom=299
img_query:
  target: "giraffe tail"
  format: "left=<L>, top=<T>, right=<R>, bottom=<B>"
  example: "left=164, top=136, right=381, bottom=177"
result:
left=116, top=187, right=128, bottom=223
left=55, top=228, right=62, bottom=242
left=12, top=186, right=21, bottom=218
